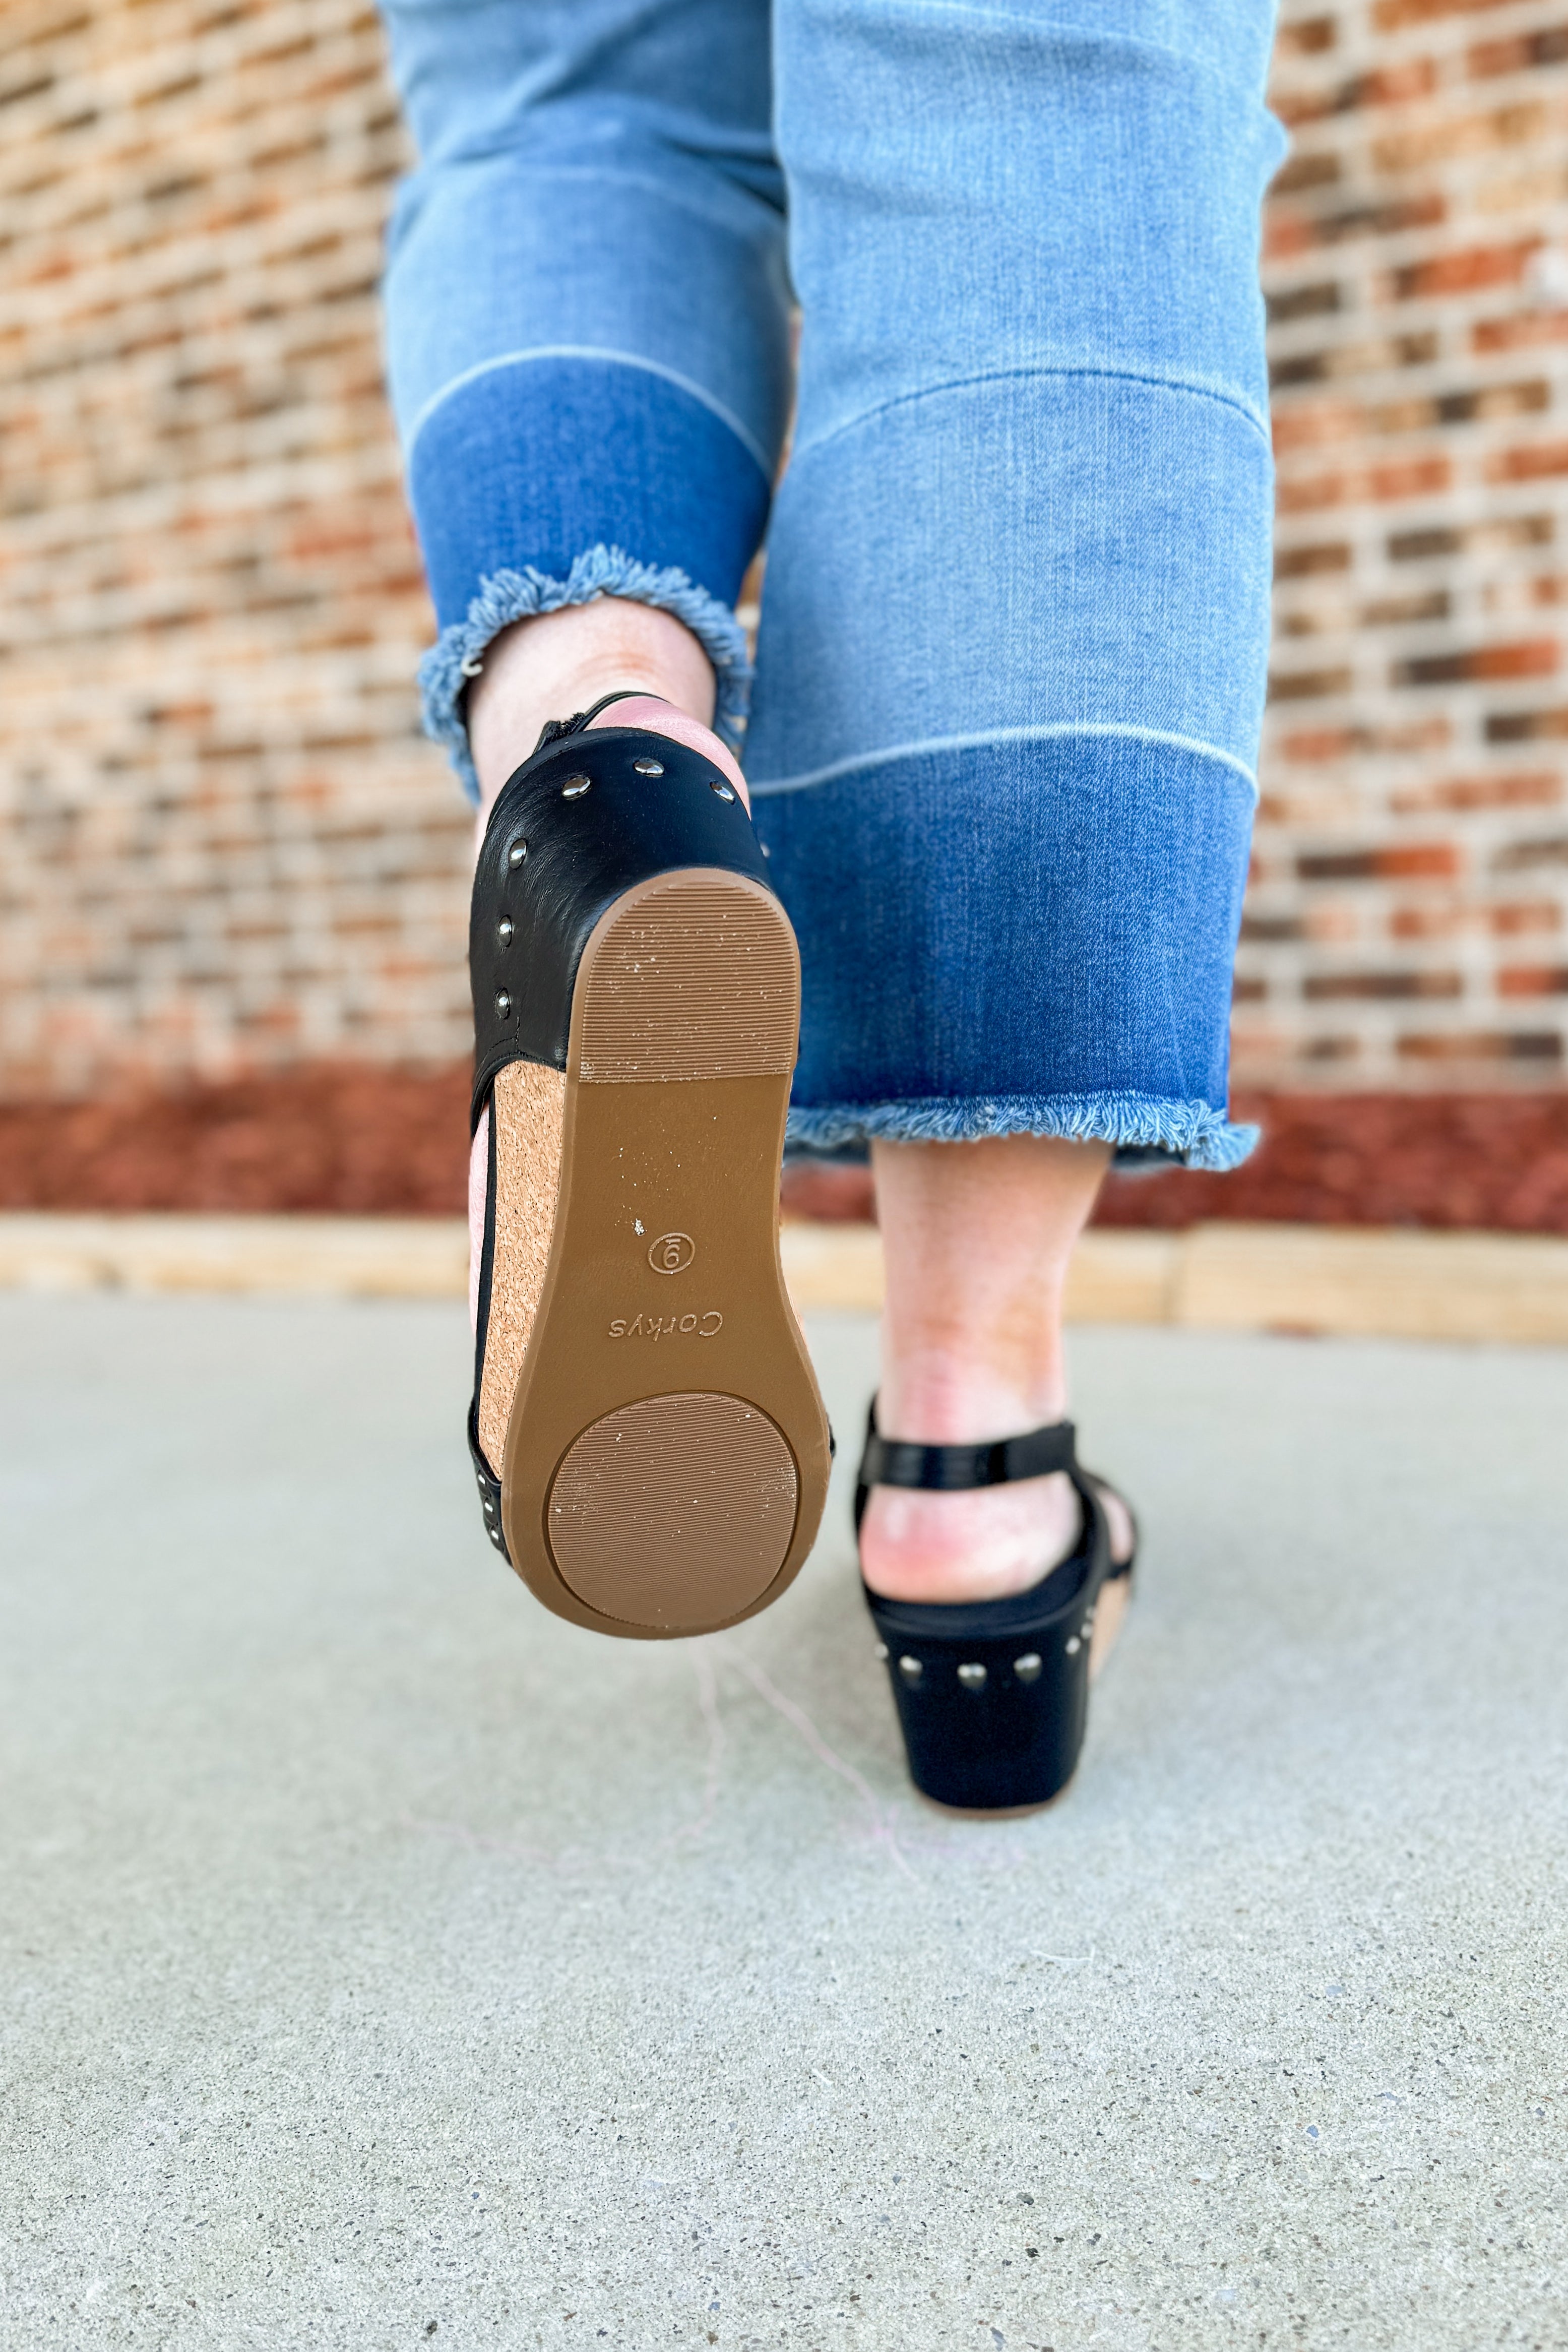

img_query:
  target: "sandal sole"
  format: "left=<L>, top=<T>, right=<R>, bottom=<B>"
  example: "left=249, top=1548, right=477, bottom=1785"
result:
left=495, top=868, right=831, bottom=1637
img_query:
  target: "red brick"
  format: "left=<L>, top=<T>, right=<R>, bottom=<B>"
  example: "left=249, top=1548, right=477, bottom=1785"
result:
left=1472, top=308, right=1568, bottom=354
left=1397, top=639, right=1559, bottom=685
left=1306, top=969, right=1464, bottom=998
left=1396, top=1030, right=1563, bottom=1058
left=1389, top=240, right=1537, bottom=299
left=1390, top=905, right=1464, bottom=939
left=1487, top=439, right=1568, bottom=483
left=1490, top=901, right=1562, bottom=934
left=1373, top=101, right=1548, bottom=173
left=1469, top=25, right=1568, bottom=76
left=1377, top=0, right=1526, bottom=19
left=1367, top=455, right=1454, bottom=501
left=1277, top=59, right=1438, bottom=128
left=1391, top=771, right=1561, bottom=812
left=1275, top=540, right=1353, bottom=579
left=1492, top=833, right=1568, bottom=866
left=1485, top=706, right=1568, bottom=743
left=1279, top=13, right=1339, bottom=52
left=1272, top=152, right=1343, bottom=197
left=1298, top=843, right=1463, bottom=880
left=1270, top=665, right=1355, bottom=701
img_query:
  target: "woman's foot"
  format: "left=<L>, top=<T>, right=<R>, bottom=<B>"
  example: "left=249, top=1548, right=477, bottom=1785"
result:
left=464, top=597, right=747, bottom=1311
left=859, top=1132, right=1135, bottom=1672
left=461, top=595, right=831, bottom=1629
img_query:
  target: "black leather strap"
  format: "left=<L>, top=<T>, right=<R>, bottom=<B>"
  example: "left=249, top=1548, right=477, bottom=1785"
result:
left=857, top=1404, right=1078, bottom=1494
left=468, top=1396, right=510, bottom=1563
left=530, top=688, right=670, bottom=751
left=469, top=716, right=774, bottom=1131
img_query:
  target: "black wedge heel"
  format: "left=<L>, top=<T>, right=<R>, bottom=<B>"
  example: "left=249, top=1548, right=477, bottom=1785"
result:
left=856, top=1406, right=1137, bottom=1813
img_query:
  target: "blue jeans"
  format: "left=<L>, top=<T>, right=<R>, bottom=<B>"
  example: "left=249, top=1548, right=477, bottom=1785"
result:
left=379, top=0, right=1284, bottom=1167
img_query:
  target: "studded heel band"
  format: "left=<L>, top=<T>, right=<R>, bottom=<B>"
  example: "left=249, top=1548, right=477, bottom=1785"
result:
left=855, top=1401, right=1132, bottom=1813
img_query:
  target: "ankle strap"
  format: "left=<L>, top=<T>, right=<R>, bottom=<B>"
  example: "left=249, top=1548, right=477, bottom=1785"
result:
left=856, top=1400, right=1078, bottom=1493
left=531, top=688, right=670, bottom=753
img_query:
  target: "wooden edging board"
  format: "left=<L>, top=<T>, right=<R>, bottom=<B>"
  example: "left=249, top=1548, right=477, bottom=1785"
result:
left=2, top=1213, right=1567, bottom=1344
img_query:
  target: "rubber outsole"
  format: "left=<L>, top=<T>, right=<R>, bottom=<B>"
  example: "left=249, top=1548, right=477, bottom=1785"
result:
left=496, top=868, right=832, bottom=1637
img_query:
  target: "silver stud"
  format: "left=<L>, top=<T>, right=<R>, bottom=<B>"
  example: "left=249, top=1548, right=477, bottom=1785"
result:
left=873, top=1641, right=889, bottom=1661
left=507, top=838, right=527, bottom=868
left=496, top=917, right=514, bottom=945
left=709, top=779, right=736, bottom=802
left=495, top=991, right=512, bottom=1017
left=957, top=1662, right=987, bottom=1691
left=1065, top=1636, right=1082, bottom=1657
left=898, top=1655, right=923, bottom=1687
left=1014, top=1653, right=1043, bottom=1684
left=482, top=1499, right=495, bottom=1518
left=632, top=757, right=664, bottom=777
left=1081, top=1623, right=1094, bottom=1640
left=562, top=775, right=591, bottom=798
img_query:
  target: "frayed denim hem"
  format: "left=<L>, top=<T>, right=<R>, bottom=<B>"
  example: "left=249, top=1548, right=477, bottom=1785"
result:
left=417, top=545, right=754, bottom=800
left=785, top=1093, right=1259, bottom=1172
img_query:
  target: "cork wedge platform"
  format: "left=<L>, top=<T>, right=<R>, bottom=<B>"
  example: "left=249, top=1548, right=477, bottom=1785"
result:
left=467, top=695, right=832, bottom=1639
left=856, top=1409, right=1138, bottom=1812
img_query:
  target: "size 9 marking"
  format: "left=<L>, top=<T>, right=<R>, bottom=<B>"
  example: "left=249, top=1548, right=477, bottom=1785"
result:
left=648, top=1231, right=696, bottom=1275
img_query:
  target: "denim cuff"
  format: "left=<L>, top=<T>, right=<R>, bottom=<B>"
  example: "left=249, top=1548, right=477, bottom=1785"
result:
left=785, top=1093, right=1259, bottom=1172
left=417, top=546, right=754, bottom=801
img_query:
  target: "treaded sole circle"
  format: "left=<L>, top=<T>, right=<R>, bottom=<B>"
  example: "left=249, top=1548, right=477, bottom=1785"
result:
left=546, top=1392, right=798, bottom=1632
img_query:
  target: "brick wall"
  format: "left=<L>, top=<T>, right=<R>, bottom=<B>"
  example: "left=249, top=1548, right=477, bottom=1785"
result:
left=1253, top=0, right=1568, bottom=1084
left=0, top=0, right=463, bottom=1099
left=2, top=0, right=1566, bottom=1104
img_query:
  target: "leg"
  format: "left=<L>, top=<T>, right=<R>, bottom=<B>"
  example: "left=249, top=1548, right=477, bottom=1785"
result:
left=382, top=0, right=831, bottom=1634
left=377, top=0, right=783, bottom=1328
left=755, top=0, right=1283, bottom=1602
left=378, top=0, right=789, bottom=792
left=860, top=1135, right=1106, bottom=1601
left=464, top=607, right=749, bottom=1335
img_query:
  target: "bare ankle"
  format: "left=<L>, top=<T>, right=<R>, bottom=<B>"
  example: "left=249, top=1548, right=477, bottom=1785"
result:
left=859, top=1133, right=1110, bottom=1603
left=467, top=597, right=733, bottom=817
left=858, top=1471, right=1083, bottom=1603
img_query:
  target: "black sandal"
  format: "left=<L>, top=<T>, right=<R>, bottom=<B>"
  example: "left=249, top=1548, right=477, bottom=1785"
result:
left=856, top=1406, right=1137, bottom=1813
left=467, top=691, right=832, bottom=1639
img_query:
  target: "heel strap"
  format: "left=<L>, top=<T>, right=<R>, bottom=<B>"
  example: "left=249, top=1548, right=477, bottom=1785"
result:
left=530, top=688, right=670, bottom=753
left=856, top=1400, right=1078, bottom=1494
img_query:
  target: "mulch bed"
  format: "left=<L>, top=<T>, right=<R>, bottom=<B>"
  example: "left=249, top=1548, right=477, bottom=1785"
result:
left=0, top=1066, right=473, bottom=1218
left=2, top=1070, right=1566, bottom=1232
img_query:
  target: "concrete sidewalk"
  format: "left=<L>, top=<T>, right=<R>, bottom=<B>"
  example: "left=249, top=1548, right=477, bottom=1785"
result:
left=2, top=1294, right=1565, bottom=2350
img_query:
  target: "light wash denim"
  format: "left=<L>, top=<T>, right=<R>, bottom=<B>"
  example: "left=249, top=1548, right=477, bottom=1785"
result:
left=379, top=0, right=1285, bottom=1167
